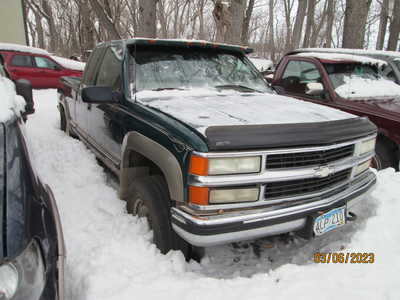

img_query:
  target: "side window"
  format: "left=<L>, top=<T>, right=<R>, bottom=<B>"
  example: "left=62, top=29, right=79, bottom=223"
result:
left=33, top=56, right=59, bottom=69
left=281, top=60, right=324, bottom=98
left=95, top=46, right=122, bottom=91
left=82, top=48, right=105, bottom=86
left=11, top=55, right=33, bottom=67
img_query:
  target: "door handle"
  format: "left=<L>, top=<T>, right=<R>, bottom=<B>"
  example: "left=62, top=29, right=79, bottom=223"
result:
left=87, top=104, right=92, bottom=111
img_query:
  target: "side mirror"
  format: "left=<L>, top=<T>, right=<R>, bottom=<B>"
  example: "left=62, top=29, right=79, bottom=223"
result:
left=82, top=86, right=117, bottom=104
left=15, top=79, right=34, bottom=116
left=306, top=82, right=325, bottom=96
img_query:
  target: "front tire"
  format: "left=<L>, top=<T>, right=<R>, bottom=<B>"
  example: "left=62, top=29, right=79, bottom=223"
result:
left=372, top=139, right=397, bottom=170
left=126, top=176, right=202, bottom=261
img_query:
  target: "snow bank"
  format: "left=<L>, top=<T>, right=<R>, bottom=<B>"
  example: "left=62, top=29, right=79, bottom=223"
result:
left=25, top=89, right=400, bottom=300
left=335, top=77, right=400, bottom=100
left=0, top=78, right=26, bottom=122
left=51, top=56, right=85, bottom=72
left=137, top=89, right=354, bottom=135
left=249, top=58, right=273, bottom=72
left=0, top=42, right=49, bottom=56
left=295, top=52, right=387, bottom=67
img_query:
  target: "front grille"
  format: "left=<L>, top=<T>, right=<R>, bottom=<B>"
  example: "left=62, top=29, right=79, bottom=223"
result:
left=265, top=144, right=354, bottom=169
left=264, top=169, right=351, bottom=199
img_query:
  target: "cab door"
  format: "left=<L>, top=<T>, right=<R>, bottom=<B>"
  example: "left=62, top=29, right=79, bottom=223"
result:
left=32, top=56, right=64, bottom=89
left=75, top=47, right=105, bottom=138
left=87, top=45, right=124, bottom=165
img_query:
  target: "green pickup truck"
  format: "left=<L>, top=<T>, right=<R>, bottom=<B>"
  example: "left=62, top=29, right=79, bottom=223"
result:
left=59, top=39, right=377, bottom=260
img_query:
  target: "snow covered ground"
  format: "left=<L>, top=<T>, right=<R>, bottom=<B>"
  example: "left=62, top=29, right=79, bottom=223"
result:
left=26, top=89, right=400, bottom=300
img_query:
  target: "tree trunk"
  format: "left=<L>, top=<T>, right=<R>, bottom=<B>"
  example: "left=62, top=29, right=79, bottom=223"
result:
left=310, top=0, right=328, bottom=47
left=241, top=0, right=255, bottom=45
left=138, top=0, right=157, bottom=38
left=225, top=0, right=246, bottom=44
left=376, top=0, right=389, bottom=50
left=34, top=10, right=45, bottom=49
left=302, top=0, right=315, bottom=48
left=198, top=0, right=206, bottom=40
left=213, top=0, right=230, bottom=42
left=89, top=0, right=121, bottom=40
left=342, top=0, right=372, bottom=49
left=268, top=0, right=276, bottom=62
left=387, top=0, right=400, bottom=51
left=283, top=0, right=294, bottom=50
left=291, top=0, right=307, bottom=49
left=80, top=0, right=96, bottom=52
left=325, top=0, right=335, bottom=47
left=41, top=0, right=57, bottom=52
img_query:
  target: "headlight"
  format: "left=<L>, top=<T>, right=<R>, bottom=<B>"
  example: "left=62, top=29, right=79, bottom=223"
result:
left=209, top=187, right=259, bottom=204
left=354, top=159, right=371, bottom=176
left=354, top=138, right=376, bottom=156
left=0, top=263, right=18, bottom=299
left=190, top=155, right=261, bottom=175
left=0, top=241, right=45, bottom=300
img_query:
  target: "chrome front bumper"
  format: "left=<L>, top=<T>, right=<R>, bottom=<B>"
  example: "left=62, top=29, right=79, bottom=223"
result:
left=171, top=171, right=376, bottom=247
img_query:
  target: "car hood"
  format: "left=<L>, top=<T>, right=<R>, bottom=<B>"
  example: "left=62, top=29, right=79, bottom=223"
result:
left=136, top=89, right=355, bottom=136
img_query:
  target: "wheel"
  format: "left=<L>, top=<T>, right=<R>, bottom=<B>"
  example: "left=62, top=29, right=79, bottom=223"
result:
left=126, top=175, right=203, bottom=261
left=372, top=139, right=397, bottom=170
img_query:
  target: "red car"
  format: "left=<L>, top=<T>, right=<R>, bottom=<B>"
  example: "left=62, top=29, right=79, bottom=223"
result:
left=0, top=43, right=84, bottom=93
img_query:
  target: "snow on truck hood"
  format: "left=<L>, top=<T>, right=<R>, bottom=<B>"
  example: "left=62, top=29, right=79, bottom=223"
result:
left=136, top=89, right=354, bottom=135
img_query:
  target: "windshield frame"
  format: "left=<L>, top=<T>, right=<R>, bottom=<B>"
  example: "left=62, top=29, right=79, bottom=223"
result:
left=126, top=45, right=272, bottom=99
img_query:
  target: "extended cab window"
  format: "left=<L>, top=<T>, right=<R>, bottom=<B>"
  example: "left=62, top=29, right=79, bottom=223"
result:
left=82, top=48, right=105, bottom=86
left=281, top=60, right=325, bottom=98
left=34, top=56, right=59, bottom=69
left=96, top=47, right=122, bottom=91
left=130, top=46, right=270, bottom=93
left=11, top=55, right=33, bottom=67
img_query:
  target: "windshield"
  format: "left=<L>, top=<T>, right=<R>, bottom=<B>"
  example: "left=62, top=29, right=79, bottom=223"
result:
left=130, top=46, right=271, bottom=94
left=323, top=63, right=381, bottom=89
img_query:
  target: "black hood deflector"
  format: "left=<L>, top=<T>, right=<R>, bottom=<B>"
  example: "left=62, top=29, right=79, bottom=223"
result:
left=205, top=117, right=377, bottom=151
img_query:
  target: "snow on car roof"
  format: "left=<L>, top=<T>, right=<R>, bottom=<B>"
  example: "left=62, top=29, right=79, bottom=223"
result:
left=0, top=77, right=26, bottom=122
left=51, top=56, right=85, bottom=71
left=295, top=52, right=387, bottom=67
left=297, top=47, right=400, bottom=59
left=0, top=42, right=49, bottom=56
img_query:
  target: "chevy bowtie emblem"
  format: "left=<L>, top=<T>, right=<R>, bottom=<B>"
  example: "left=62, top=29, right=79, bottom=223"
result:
left=315, top=166, right=332, bottom=178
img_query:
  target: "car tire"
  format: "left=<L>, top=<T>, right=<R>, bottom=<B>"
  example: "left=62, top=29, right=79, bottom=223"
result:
left=126, top=175, right=203, bottom=261
left=372, top=139, right=396, bottom=170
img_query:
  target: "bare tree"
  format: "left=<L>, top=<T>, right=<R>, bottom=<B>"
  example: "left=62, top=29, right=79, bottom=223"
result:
left=225, top=0, right=246, bottom=44
left=325, top=0, right=336, bottom=47
left=138, top=0, right=157, bottom=38
left=376, top=0, right=389, bottom=50
left=89, top=0, right=121, bottom=40
left=241, top=0, right=256, bottom=45
left=342, top=0, right=372, bottom=49
left=291, top=0, right=308, bottom=49
left=302, top=0, right=316, bottom=48
left=387, top=0, right=400, bottom=50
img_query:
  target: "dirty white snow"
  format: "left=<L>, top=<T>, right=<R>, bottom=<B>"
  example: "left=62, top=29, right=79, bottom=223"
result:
left=136, top=89, right=355, bottom=135
left=295, top=52, right=387, bottom=67
left=51, top=55, right=85, bottom=71
left=335, top=77, right=400, bottom=100
left=26, top=89, right=400, bottom=300
left=0, top=77, right=26, bottom=122
left=297, top=47, right=400, bottom=59
left=0, top=42, right=49, bottom=56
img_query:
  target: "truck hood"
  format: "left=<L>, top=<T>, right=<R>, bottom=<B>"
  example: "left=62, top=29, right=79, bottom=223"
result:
left=136, top=89, right=355, bottom=136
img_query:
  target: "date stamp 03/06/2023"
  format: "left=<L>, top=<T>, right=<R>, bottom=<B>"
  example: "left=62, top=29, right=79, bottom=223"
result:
left=314, top=252, right=375, bottom=264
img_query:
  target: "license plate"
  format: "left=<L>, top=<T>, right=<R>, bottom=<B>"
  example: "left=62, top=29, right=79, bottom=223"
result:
left=313, top=206, right=346, bottom=236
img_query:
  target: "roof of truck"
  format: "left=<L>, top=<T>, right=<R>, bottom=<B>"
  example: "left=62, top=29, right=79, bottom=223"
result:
left=295, top=47, right=400, bottom=59
left=107, top=38, right=253, bottom=54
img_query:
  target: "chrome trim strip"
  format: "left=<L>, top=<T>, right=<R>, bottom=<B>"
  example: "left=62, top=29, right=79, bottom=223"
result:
left=192, top=134, right=376, bottom=158
left=172, top=218, right=307, bottom=247
left=172, top=171, right=376, bottom=227
left=189, top=153, right=374, bottom=188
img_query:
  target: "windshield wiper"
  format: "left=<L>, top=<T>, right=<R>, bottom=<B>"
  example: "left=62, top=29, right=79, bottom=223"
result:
left=214, top=84, right=262, bottom=93
left=151, top=87, right=185, bottom=91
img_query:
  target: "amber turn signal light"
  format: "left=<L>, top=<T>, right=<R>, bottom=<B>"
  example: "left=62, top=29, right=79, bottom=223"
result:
left=188, top=186, right=209, bottom=206
left=189, top=155, right=208, bottom=176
